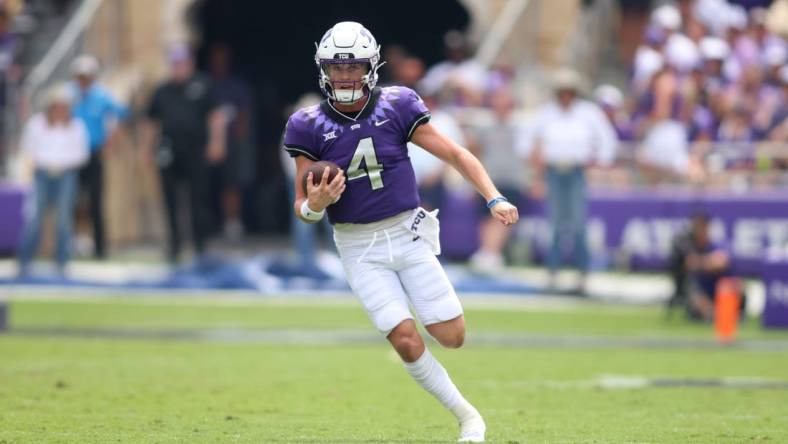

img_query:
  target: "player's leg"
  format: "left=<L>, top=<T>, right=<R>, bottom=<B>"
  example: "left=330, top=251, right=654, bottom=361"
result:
left=386, top=318, right=425, bottom=361
left=334, top=221, right=484, bottom=441
left=424, top=314, right=465, bottom=348
left=397, top=243, right=485, bottom=442
left=397, top=245, right=465, bottom=347
left=389, top=317, right=485, bottom=442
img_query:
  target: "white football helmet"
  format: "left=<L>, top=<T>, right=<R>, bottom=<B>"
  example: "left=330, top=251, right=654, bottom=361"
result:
left=315, top=21, right=382, bottom=104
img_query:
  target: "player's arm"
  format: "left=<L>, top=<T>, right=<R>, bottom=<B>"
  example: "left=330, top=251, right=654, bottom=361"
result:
left=293, top=156, right=345, bottom=224
left=411, top=122, right=518, bottom=226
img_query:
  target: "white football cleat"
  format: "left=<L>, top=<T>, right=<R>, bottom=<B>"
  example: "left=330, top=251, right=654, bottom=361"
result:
left=457, top=412, right=486, bottom=442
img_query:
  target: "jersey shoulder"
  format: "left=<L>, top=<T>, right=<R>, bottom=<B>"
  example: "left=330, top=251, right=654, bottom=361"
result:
left=376, top=85, right=431, bottom=140
left=379, top=85, right=425, bottom=108
left=285, top=103, right=344, bottom=161
left=286, top=104, right=321, bottom=134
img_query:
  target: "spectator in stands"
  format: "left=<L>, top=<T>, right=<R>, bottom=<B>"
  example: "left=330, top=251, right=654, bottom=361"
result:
left=207, top=43, right=255, bottom=241
left=766, top=65, right=788, bottom=141
left=632, top=26, right=668, bottom=97
left=651, top=3, right=682, bottom=36
left=378, top=44, right=408, bottom=86
left=377, top=46, right=426, bottom=92
left=634, top=58, right=690, bottom=181
left=71, top=54, right=129, bottom=259
left=593, top=84, right=634, bottom=141
left=699, top=37, right=731, bottom=91
left=717, top=104, right=754, bottom=143
left=668, top=213, right=731, bottom=321
left=17, top=84, right=88, bottom=276
left=468, top=87, right=527, bottom=272
left=419, top=30, right=487, bottom=106
left=752, top=47, right=786, bottom=137
left=725, top=4, right=756, bottom=79
left=693, top=37, right=732, bottom=140
left=762, top=44, right=787, bottom=88
left=730, top=64, right=768, bottom=128
left=520, top=68, right=616, bottom=294
left=141, top=44, right=226, bottom=263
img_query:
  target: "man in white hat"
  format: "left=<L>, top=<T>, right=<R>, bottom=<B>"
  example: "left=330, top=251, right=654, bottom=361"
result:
left=70, top=54, right=128, bottom=259
left=18, top=83, right=89, bottom=276
left=519, top=68, right=617, bottom=294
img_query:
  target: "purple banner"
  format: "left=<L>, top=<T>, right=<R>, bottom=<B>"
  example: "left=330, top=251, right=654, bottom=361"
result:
left=440, top=189, right=788, bottom=277
left=518, top=190, right=788, bottom=275
left=0, top=183, right=24, bottom=254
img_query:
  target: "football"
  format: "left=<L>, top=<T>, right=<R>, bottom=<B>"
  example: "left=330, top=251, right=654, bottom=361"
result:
left=301, top=160, right=341, bottom=194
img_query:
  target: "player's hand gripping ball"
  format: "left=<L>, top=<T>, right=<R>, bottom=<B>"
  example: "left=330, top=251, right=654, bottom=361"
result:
left=302, top=160, right=345, bottom=206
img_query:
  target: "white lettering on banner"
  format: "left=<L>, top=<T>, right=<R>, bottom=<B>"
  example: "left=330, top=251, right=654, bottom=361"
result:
left=621, top=218, right=651, bottom=257
left=653, top=219, right=682, bottom=257
left=519, top=217, right=607, bottom=255
left=709, top=219, right=727, bottom=244
left=519, top=216, right=788, bottom=263
left=587, top=219, right=606, bottom=253
left=734, top=219, right=767, bottom=258
left=766, top=221, right=788, bottom=253
left=769, top=281, right=788, bottom=307
left=518, top=217, right=610, bottom=265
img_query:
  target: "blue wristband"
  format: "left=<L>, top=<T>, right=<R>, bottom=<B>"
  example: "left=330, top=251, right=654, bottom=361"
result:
left=486, top=196, right=508, bottom=209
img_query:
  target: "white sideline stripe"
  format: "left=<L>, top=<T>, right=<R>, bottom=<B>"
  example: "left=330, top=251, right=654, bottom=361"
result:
left=480, top=375, right=788, bottom=390
left=10, top=327, right=788, bottom=352
left=3, top=290, right=648, bottom=313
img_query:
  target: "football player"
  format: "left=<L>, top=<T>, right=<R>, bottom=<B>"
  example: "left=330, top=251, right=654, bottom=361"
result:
left=284, top=22, right=518, bottom=443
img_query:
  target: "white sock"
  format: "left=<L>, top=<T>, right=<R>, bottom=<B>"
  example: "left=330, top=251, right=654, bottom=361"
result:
left=403, top=348, right=479, bottom=422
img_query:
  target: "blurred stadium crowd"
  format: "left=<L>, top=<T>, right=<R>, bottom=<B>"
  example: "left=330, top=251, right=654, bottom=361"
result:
left=1, top=0, right=787, bottom=285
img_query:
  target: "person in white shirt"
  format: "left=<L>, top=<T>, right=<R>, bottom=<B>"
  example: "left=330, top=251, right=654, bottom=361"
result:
left=520, top=69, right=616, bottom=293
left=18, top=84, right=89, bottom=276
left=469, top=87, right=528, bottom=272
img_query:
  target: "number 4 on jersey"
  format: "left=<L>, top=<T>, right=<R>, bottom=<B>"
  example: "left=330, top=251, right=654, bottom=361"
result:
left=347, top=137, right=384, bottom=190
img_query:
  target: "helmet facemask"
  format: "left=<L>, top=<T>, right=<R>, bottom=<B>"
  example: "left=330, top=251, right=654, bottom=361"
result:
left=318, top=58, right=380, bottom=104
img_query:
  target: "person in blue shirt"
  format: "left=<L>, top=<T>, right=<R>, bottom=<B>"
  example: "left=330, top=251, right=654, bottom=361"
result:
left=70, top=54, right=129, bottom=259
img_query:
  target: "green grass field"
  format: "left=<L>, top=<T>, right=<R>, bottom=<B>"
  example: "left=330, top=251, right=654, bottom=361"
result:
left=1, top=295, right=787, bottom=443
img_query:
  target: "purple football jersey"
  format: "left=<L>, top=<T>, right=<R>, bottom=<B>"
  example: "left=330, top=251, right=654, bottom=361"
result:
left=284, top=86, right=431, bottom=224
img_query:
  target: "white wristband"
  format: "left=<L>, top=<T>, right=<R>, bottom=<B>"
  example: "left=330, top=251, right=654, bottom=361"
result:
left=300, top=199, right=325, bottom=222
